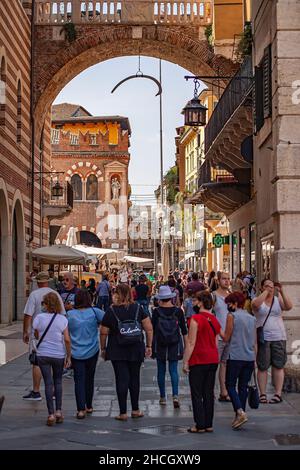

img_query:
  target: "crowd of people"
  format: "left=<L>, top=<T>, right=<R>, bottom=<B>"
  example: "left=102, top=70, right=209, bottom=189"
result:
left=19, top=266, right=292, bottom=433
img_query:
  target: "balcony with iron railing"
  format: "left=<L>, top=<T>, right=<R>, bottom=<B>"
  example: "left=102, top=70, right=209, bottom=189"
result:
left=43, top=182, right=74, bottom=219
left=198, top=160, right=236, bottom=188
left=35, top=0, right=213, bottom=25
left=204, top=55, right=253, bottom=154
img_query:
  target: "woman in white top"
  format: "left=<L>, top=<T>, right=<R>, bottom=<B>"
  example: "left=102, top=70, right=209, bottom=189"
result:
left=252, top=279, right=292, bottom=404
left=33, top=292, right=71, bottom=426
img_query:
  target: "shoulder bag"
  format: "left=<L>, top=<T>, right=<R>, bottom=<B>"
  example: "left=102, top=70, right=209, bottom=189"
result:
left=29, top=313, right=58, bottom=365
left=256, top=297, right=274, bottom=346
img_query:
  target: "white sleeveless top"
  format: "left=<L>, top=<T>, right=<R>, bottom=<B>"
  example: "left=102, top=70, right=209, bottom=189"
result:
left=255, top=296, right=286, bottom=341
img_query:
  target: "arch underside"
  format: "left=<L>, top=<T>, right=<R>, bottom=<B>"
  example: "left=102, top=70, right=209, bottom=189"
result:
left=34, top=26, right=236, bottom=134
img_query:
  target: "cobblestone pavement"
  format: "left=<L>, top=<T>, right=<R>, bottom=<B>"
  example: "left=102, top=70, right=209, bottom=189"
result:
left=0, top=354, right=300, bottom=450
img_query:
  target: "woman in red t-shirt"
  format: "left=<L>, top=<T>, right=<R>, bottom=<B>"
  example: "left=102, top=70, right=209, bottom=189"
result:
left=183, top=290, right=221, bottom=433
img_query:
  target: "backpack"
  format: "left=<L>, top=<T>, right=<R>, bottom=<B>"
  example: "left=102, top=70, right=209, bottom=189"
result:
left=156, top=307, right=180, bottom=346
left=111, top=304, right=143, bottom=346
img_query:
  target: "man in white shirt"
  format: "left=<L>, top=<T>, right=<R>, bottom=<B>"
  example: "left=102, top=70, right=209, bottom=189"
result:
left=22, top=271, right=66, bottom=401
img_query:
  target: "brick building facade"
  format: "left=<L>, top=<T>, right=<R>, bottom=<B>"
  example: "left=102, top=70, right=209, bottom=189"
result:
left=0, top=1, right=51, bottom=324
left=50, top=104, right=131, bottom=251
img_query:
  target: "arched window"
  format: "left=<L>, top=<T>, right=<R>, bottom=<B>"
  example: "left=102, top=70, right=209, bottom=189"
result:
left=17, top=80, right=22, bottom=143
left=0, top=57, right=6, bottom=127
left=86, top=174, right=98, bottom=201
left=71, top=174, right=82, bottom=200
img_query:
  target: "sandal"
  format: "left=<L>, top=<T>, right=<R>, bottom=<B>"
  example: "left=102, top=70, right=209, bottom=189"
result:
left=259, top=394, right=268, bottom=404
left=131, top=411, right=144, bottom=419
left=114, top=414, right=128, bottom=421
left=76, top=410, right=86, bottom=419
left=55, top=412, right=64, bottom=424
left=86, top=408, right=93, bottom=414
left=218, top=394, right=231, bottom=402
left=205, top=428, right=214, bottom=433
left=269, top=394, right=283, bottom=404
left=187, top=426, right=205, bottom=433
left=46, top=415, right=56, bottom=426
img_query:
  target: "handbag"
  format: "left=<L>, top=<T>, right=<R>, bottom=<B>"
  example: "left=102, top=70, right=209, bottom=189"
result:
left=248, top=369, right=260, bottom=409
left=29, top=313, right=58, bottom=365
left=111, top=304, right=143, bottom=346
left=256, top=296, right=274, bottom=345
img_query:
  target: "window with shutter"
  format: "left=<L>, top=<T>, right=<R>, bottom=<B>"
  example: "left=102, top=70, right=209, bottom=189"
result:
left=254, top=65, right=264, bottom=133
left=262, top=45, right=272, bottom=119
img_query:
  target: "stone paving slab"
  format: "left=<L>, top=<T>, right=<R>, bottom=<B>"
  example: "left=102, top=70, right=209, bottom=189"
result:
left=0, top=354, right=300, bottom=450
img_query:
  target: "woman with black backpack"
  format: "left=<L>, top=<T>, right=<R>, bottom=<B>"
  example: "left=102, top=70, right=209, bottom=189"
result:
left=152, top=286, right=188, bottom=408
left=100, top=284, right=153, bottom=421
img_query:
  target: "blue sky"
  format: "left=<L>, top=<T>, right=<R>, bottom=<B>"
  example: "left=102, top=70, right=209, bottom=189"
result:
left=54, top=56, right=203, bottom=201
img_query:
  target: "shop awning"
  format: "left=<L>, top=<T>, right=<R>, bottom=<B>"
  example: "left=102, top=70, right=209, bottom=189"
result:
left=184, top=252, right=195, bottom=260
left=123, top=255, right=154, bottom=264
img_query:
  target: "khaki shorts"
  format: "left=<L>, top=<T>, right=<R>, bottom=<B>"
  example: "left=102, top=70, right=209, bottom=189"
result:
left=257, top=340, right=287, bottom=371
left=218, top=340, right=230, bottom=363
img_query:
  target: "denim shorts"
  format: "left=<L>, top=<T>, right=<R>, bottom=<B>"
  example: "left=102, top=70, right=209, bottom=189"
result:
left=218, top=340, right=230, bottom=363
left=257, top=340, right=287, bottom=371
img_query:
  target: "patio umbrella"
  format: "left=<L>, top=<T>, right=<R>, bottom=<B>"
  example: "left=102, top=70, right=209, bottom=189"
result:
left=32, top=245, right=87, bottom=265
left=161, top=241, right=170, bottom=281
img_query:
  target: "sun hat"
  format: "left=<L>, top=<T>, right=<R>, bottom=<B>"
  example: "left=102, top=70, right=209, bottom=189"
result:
left=36, top=271, right=50, bottom=283
left=155, top=285, right=176, bottom=300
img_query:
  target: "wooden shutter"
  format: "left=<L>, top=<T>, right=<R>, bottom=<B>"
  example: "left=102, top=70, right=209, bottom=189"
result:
left=254, top=65, right=264, bottom=133
left=262, top=45, right=272, bottom=119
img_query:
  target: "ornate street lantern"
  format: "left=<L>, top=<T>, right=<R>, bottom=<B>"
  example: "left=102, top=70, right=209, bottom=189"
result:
left=51, top=181, right=64, bottom=198
left=182, top=79, right=207, bottom=127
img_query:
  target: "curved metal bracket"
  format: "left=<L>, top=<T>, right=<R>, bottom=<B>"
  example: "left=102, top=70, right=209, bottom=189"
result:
left=111, top=74, right=162, bottom=96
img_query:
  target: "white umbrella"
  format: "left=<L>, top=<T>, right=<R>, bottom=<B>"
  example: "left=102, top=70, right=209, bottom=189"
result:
left=72, top=244, right=119, bottom=256
left=66, top=226, right=78, bottom=247
left=123, top=255, right=154, bottom=264
left=161, top=241, right=170, bottom=281
left=32, top=245, right=87, bottom=265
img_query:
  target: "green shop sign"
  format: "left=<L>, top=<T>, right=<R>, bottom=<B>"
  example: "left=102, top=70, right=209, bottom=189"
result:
left=212, top=233, right=230, bottom=248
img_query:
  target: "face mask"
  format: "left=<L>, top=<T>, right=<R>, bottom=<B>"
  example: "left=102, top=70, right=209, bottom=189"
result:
left=193, top=305, right=200, bottom=314
left=228, top=305, right=236, bottom=313
left=41, top=305, right=48, bottom=313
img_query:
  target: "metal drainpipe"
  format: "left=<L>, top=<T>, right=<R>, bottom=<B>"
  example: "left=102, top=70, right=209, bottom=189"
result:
left=39, top=123, right=45, bottom=247
left=29, top=0, right=36, bottom=245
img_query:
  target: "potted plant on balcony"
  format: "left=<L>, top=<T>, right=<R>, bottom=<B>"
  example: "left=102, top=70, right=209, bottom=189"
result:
left=60, top=22, right=77, bottom=43
left=238, top=22, right=252, bottom=59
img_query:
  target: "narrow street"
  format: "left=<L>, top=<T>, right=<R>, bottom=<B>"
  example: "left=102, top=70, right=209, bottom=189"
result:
left=1, top=351, right=300, bottom=450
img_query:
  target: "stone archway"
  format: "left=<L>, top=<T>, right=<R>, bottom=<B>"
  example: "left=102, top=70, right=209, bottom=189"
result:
left=33, top=24, right=237, bottom=137
left=0, top=179, right=10, bottom=324
left=11, top=193, right=26, bottom=322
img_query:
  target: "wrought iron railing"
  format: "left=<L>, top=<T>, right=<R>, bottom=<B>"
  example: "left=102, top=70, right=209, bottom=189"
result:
left=35, top=0, right=213, bottom=25
left=198, top=160, right=235, bottom=187
left=204, top=55, right=253, bottom=153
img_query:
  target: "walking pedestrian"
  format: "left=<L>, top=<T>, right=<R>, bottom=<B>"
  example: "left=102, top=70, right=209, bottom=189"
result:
left=152, top=286, right=188, bottom=408
left=100, top=284, right=153, bottom=421
left=252, top=279, right=292, bottom=404
left=186, top=272, right=206, bottom=295
left=60, top=273, right=80, bottom=311
left=135, top=275, right=150, bottom=315
left=220, top=292, right=256, bottom=429
left=183, top=289, right=194, bottom=323
left=96, top=274, right=111, bottom=312
left=22, top=271, right=66, bottom=401
left=33, top=292, right=71, bottom=426
left=176, top=278, right=184, bottom=306
left=67, top=290, right=105, bottom=419
left=212, top=271, right=231, bottom=402
left=183, top=290, right=220, bottom=433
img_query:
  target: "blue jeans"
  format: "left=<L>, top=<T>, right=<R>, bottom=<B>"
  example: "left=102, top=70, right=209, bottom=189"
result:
left=226, top=359, right=254, bottom=412
left=97, top=296, right=110, bottom=312
left=37, top=356, right=64, bottom=415
left=157, top=359, right=179, bottom=398
left=72, top=351, right=99, bottom=411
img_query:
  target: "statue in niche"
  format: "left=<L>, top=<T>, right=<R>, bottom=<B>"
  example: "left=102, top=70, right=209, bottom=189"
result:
left=111, top=178, right=121, bottom=200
